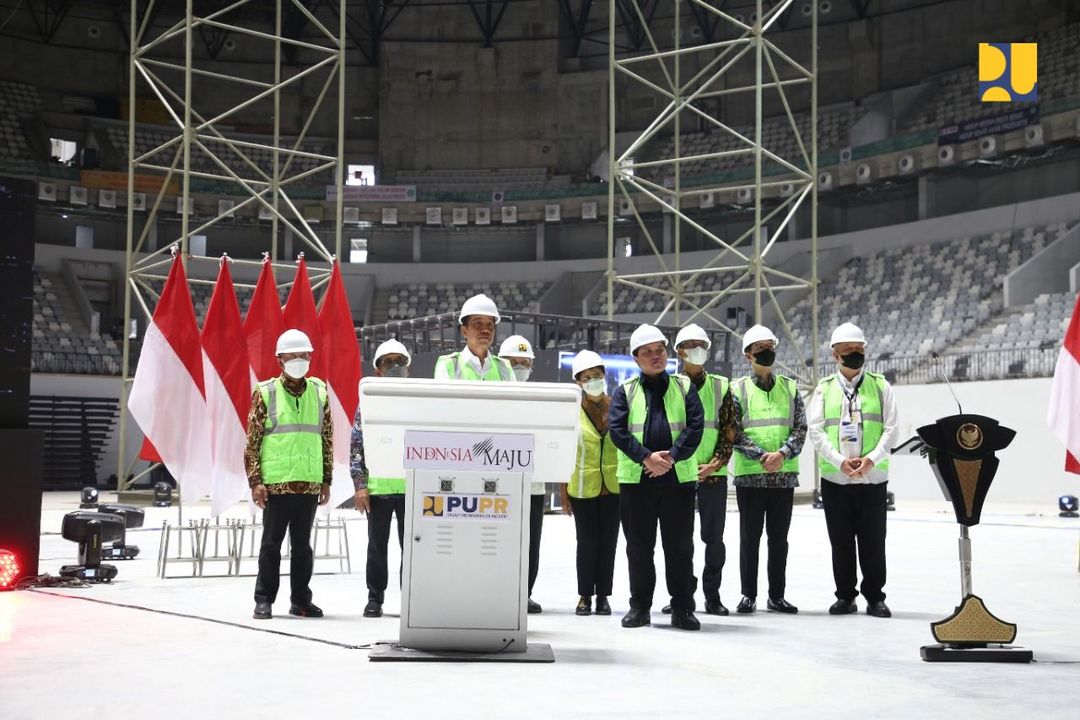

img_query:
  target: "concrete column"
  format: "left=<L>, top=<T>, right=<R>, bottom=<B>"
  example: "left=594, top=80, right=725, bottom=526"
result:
left=146, top=219, right=158, bottom=251
left=918, top=175, right=933, bottom=220
left=536, top=222, right=545, bottom=261
left=284, top=227, right=294, bottom=261
left=662, top=213, right=673, bottom=254
left=412, top=225, right=422, bottom=262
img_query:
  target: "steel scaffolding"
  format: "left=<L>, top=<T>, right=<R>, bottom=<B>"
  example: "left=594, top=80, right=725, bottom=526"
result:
left=606, top=0, right=820, bottom=386
left=117, top=0, right=347, bottom=491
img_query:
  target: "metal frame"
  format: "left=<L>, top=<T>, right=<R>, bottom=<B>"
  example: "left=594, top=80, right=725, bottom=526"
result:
left=117, top=0, right=348, bottom=492
left=606, top=0, right=820, bottom=387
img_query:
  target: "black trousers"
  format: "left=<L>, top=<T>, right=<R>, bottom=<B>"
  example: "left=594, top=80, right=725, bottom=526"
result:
left=620, top=482, right=697, bottom=612
left=366, top=493, right=406, bottom=603
left=735, top=486, right=793, bottom=600
left=821, top=479, right=888, bottom=603
left=697, top=480, right=728, bottom=603
left=254, top=494, right=318, bottom=605
left=569, top=493, right=620, bottom=597
left=528, top=494, right=544, bottom=595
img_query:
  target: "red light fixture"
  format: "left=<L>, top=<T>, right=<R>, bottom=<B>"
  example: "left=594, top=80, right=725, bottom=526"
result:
left=0, top=549, right=19, bottom=591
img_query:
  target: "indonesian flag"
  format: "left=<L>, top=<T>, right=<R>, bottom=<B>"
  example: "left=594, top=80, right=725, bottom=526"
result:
left=244, top=256, right=285, bottom=383
left=202, top=258, right=255, bottom=516
left=318, top=261, right=362, bottom=509
left=282, top=255, right=325, bottom=380
left=128, top=253, right=214, bottom=502
left=1048, top=291, right=1080, bottom=475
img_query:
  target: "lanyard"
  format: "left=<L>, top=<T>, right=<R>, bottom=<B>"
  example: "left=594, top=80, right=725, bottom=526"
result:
left=841, top=374, right=864, bottom=419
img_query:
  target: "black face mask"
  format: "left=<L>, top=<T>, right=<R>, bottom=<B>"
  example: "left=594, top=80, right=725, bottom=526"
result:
left=839, top=351, right=865, bottom=370
left=751, top=349, right=776, bottom=367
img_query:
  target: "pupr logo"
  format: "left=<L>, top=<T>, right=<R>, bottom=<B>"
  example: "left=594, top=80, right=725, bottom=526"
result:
left=979, top=43, right=1037, bottom=103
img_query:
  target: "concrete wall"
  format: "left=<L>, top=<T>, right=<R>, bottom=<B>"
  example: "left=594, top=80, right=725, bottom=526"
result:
left=1004, top=224, right=1080, bottom=307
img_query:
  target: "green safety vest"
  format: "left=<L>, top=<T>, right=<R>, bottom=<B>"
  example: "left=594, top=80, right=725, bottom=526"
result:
left=434, top=351, right=514, bottom=381
left=616, top=374, right=698, bottom=485
left=568, top=405, right=620, bottom=499
left=731, top=374, right=801, bottom=477
left=368, top=476, right=406, bottom=495
left=817, top=372, right=890, bottom=476
left=677, top=371, right=729, bottom=478
left=258, top=377, right=327, bottom=484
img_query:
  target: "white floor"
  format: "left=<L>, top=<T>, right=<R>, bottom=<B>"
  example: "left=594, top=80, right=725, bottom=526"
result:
left=2, top=493, right=1079, bottom=720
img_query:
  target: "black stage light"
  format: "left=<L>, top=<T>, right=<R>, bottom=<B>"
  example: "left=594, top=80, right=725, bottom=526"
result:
left=80, top=486, right=99, bottom=509
left=886, top=491, right=896, bottom=512
left=1059, top=495, right=1079, bottom=518
left=59, top=511, right=125, bottom=582
left=153, top=481, right=173, bottom=507
left=97, top=504, right=145, bottom=560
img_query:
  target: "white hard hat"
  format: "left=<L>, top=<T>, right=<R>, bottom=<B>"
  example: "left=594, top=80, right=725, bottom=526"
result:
left=674, top=323, right=711, bottom=350
left=741, top=324, right=779, bottom=353
left=276, top=328, right=314, bottom=355
left=499, top=335, right=534, bottom=359
left=630, top=324, right=668, bottom=355
left=459, top=293, right=501, bottom=324
left=373, top=338, right=412, bottom=367
left=830, top=322, right=866, bottom=346
left=571, top=350, right=604, bottom=379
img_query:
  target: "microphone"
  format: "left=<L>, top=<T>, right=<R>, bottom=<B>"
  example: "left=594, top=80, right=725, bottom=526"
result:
left=931, top=352, right=963, bottom=416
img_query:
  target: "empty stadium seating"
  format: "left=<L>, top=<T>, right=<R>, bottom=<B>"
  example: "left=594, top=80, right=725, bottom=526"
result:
left=380, top=281, right=549, bottom=322
left=31, top=270, right=123, bottom=375
left=393, top=167, right=562, bottom=193
left=0, top=80, right=43, bottom=169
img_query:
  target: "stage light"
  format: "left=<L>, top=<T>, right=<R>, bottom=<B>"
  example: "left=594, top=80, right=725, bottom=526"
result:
left=153, top=481, right=173, bottom=507
left=1059, top=495, right=1079, bottom=518
left=59, top=511, right=124, bottom=583
left=886, top=491, right=896, bottom=512
left=80, top=486, right=99, bottom=508
left=0, top=550, right=19, bottom=591
left=812, top=489, right=824, bottom=509
left=97, top=504, right=145, bottom=560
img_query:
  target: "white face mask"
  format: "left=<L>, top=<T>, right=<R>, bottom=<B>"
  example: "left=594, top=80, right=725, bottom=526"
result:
left=683, top=347, right=709, bottom=366
left=582, top=378, right=606, bottom=397
left=283, top=358, right=310, bottom=379
left=512, top=366, right=532, bottom=382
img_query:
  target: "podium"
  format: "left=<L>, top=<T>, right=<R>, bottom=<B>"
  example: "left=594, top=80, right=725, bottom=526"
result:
left=358, top=378, right=580, bottom=660
left=899, top=413, right=1032, bottom=663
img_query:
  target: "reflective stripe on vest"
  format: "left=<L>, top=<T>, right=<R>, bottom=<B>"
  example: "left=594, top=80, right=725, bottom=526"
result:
left=678, top=372, right=729, bottom=477
left=731, top=374, right=801, bottom=477
left=616, top=375, right=697, bottom=484
left=569, top=406, right=620, bottom=499
left=258, top=377, right=326, bottom=484
left=438, top=352, right=514, bottom=381
left=817, top=372, right=890, bottom=476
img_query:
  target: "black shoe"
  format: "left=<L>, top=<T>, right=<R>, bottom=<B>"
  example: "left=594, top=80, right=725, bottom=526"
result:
left=289, top=602, right=323, bottom=618
left=829, top=599, right=858, bottom=615
left=363, top=599, right=383, bottom=618
left=866, top=600, right=892, bottom=618
left=595, top=596, right=611, bottom=616
left=621, top=607, right=651, bottom=628
left=704, top=599, right=729, bottom=616
left=527, top=598, right=543, bottom=614
left=661, top=604, right=672, bottom=614
left=736, top=596, right=756, bottom=614
left=767, top=597, right=798, bottom=614
left=575, top=596, right=592, bottom=616
left=670, top=608, right=701, bottom=631
left=253, top=601, right=272, bottom=620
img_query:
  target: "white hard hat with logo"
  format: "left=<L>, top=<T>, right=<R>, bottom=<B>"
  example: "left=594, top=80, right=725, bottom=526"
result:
left=459, top=293, right=501, bottom=324
left=276, top=328, right=314, bottom=355
left=830, top=322, right=867, bottom=347
left=373, top=338, right=412, bottom=367
left=741, top=324, right=779, bottom=353
left=630, top=324, right=668, bottom=355
left=571, top=350, right=604, bottom=379
left=674, top=323, right=711, bottom=350
left=499, top=335, right=535, bottom=359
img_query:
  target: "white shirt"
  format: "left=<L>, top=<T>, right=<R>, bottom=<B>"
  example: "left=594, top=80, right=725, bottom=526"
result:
left=807, top=369, right=899, bottom=485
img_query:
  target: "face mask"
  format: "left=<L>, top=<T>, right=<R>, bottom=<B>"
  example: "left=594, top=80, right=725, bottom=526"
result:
left=840, top=351, right=865, bottom=370
left=751, top=349, right=776, bottom=367
left=381, top=364, right=408, bottom=378
left=582, top=378, right=606, bottom=397
left=683, top=347, right=709, bottom=366
left=512, top=367, right=532, bottom=382
left=283, top=358, right=309, bottom=379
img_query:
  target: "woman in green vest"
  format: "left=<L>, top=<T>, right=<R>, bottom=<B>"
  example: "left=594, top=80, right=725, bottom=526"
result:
left=433, top=293, right=514, bottom=381
left=730, top=324, right=806, bottom=616
left=560, top=350, right=620, bottom=617
left=351, top=339, right=412, bottom=619
left=807, top=322, right=898, bottom=619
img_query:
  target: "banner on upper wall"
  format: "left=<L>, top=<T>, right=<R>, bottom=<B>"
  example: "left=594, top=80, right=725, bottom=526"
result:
left=80, top=170, right=178, bottom=194
left=326, top=185, right=417, bottom=203
left=937, top=106, right=1039, bottom=146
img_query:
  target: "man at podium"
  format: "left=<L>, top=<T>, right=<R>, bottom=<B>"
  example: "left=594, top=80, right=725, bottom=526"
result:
left=433, top=293, right=514, bottom=381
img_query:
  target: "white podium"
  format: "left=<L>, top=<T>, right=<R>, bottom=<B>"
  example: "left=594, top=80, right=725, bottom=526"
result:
left=359, top=378, right=579, bottom=657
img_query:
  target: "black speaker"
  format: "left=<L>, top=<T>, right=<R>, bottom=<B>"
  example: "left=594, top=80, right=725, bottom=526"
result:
left=0, top=176, right=35, bottom=430
left=0, top=429, right=43, bottom=585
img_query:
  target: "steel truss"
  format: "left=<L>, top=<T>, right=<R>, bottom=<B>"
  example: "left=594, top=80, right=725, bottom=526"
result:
left=117, top=0, right=347, bottom=492
left=606, top=0, right=820, bottom=386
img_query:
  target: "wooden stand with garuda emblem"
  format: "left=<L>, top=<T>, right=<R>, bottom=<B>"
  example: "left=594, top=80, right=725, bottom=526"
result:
left=912, top=414, right=1032, bottom=662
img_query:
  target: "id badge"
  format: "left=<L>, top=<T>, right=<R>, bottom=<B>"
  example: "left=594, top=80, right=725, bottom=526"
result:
left=849, top=408, right=862, bottom=425
left=840, top=421, right=859, bottom=443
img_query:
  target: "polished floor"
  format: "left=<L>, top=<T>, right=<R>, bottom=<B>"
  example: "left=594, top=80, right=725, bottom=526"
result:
left=1, top=492, right=1078, bottom=719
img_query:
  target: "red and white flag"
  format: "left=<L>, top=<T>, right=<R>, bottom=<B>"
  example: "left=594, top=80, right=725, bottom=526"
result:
left=282, top=254, right=325, bottom=380
left=318, top=260, right=363, bottom=509
left=128, top=252, right=214, bottom=502
left=1048, top=291, right=1080, bottom=475
left=202, top=257, right=255, bottom=516
left=244, top=256, right=285, bottom=383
